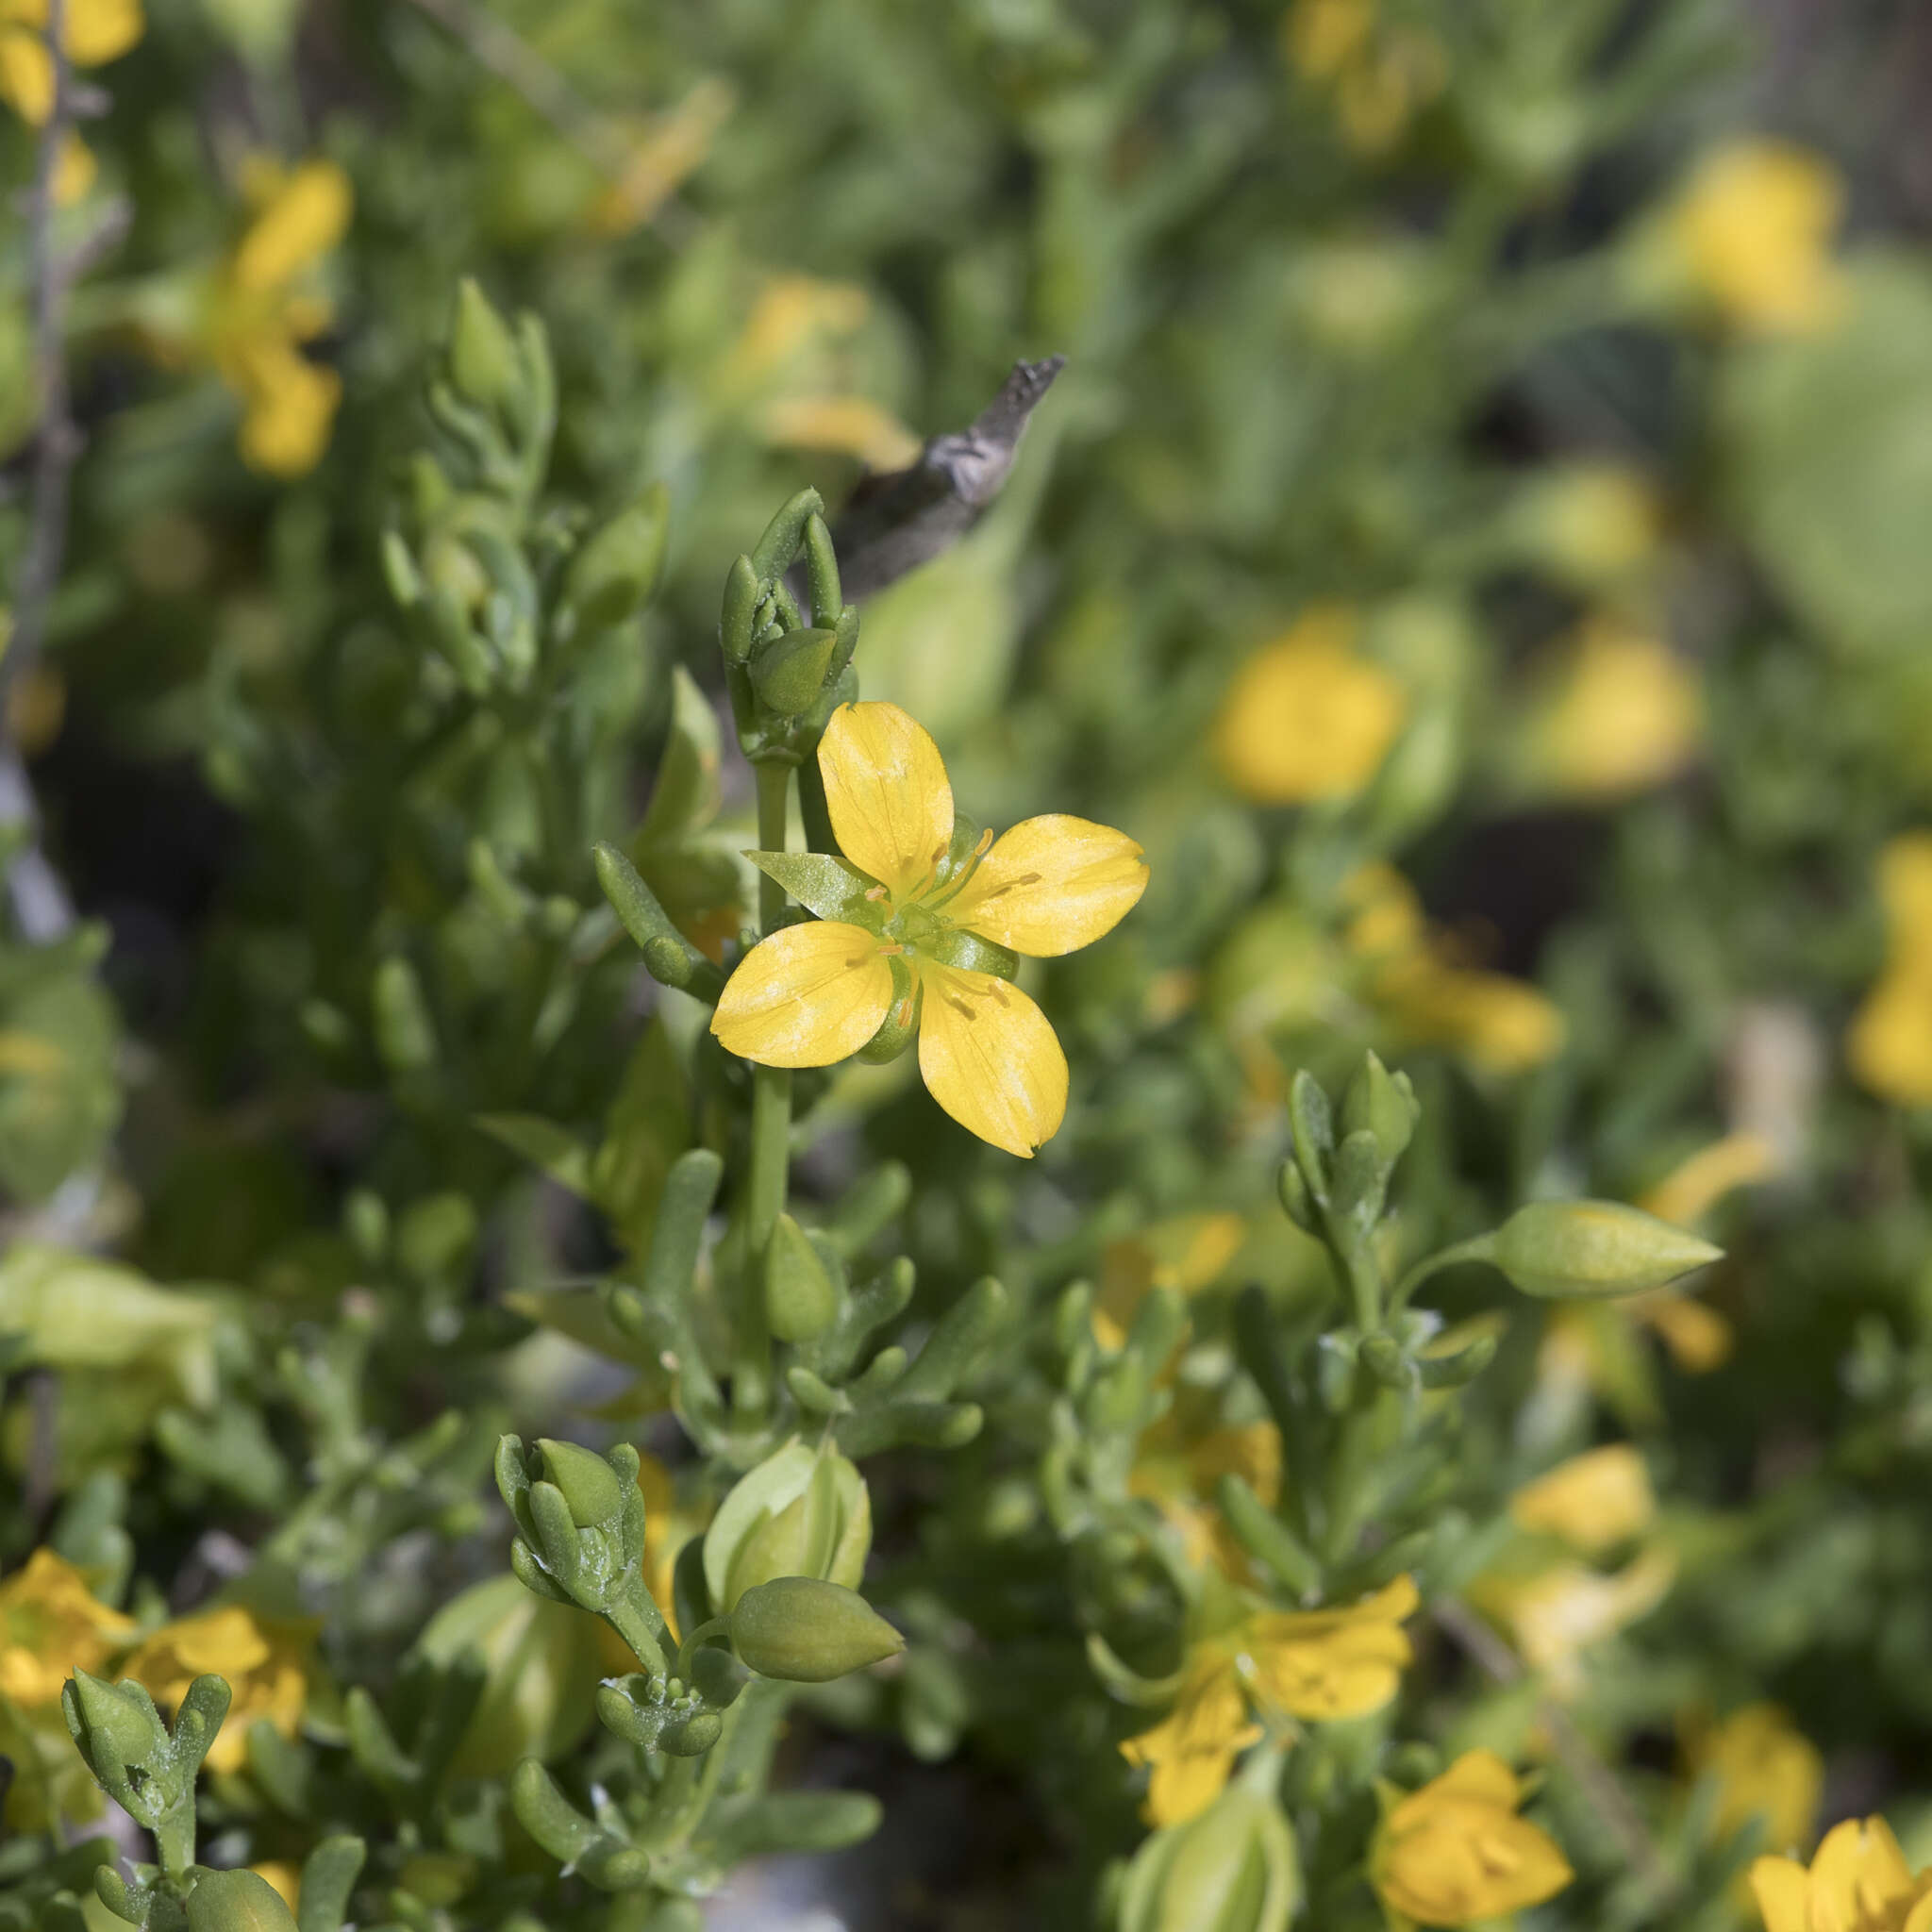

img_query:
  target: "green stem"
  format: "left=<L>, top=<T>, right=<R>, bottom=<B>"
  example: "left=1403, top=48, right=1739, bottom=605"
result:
left=675, top=1616, right=732, bottom=1686
left=1389, top=1233, right=1499, bottom=1315
left=605, top=1591, right=670, bottom=1681
left=737, top=760, right=794, bottom=1423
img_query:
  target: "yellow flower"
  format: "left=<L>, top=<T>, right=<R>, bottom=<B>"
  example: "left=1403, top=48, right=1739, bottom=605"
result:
left=1509, top=1444, right=1655, bottom=1556
left=0, top=1548, right=133, bottom=1708
left=125, top=1604, right=311, bottom=1774
left=0, top=0, right=142, bottom=125
left=250, top=1865, right=301, bottom=1913
left=1214, top=607, right=1407, bottom=805
left=760, top=394, right=923, bottom=470
left=1752, top=1817, right=1932, bottom=1932
left=1121, top=1655, right=1266, bottom=1828
left=1131, top=1415, right=1282, bottom=1581
left=1516, top=464, right=1662, bottom=589
left=1688, top=1704, right=1822, bottom=1859
left=1521, top=617, right=1704, bottom=802
left=1281, top=0, right=1444, bottom=158
left=586, top=76, right=735, bottom=236
left=1849, top=834, right=1932, bottom=1106
left=711, top=701, right=1148, bottom=1157
left=1094, top=1212, right=1247, bottom=1349
left=201, top=158, right=353, bottom=477
left=1663, top=141, right=1846, bottom=337
left=1343, top=864, right=1565, bottom=1075
left=1473, top=1548, right=1675, bottom=1697
left=1639, top=1131, right=1778, bottom=1229
left=1374, top=1750, right=1574, bottom=1927
left=1121, top=1577, right=1416, bottom=1824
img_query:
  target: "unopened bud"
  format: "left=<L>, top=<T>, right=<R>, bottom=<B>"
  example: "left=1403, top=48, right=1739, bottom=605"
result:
left=448, top=279, right=522, bottom=415
left=535, top=1439, right=626, bottom=1528
left=750, top=626, right=840, bottom=715
left=63, top=1669, right=166, bottom=1773
left=764, top=1214, right=840, bottom=1343
left=1341, top=1051, right=1418, bottom=1169
left=1118, top=1786, right=1300, bottom=1932
left=1491, top=1200, right=1723, bottom=1301
left=703, top=1440, right=871, bottom=1612
left=728, top=1578, right=904, bottom=1683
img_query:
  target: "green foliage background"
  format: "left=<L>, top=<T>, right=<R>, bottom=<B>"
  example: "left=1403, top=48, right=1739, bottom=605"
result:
left=6, top=0, right=1932, bottom=1927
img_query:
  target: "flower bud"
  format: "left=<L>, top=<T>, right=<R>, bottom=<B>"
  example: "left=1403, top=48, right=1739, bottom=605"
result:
left=703, top=1440, right=872, bottom=1613
left=186, top=1870, right=299, bottom=1932
left=1340, top=1051, right=1418, bottom=1170
left=764, top=1214, right=840, bottom=1343
left=1491, top=1200, right=1723, bottom=1301
left=535, top=1439, right=625, bottom=1528
left=751, top=626, right=841, bottom=714
left=447, top=278, right=522, bottom=416
left=727, top=1578, right=904, bottom=1683
left=1118, top=1786, right=1300, bottom=1932
left=62, top=1668, right=167, bottom=1774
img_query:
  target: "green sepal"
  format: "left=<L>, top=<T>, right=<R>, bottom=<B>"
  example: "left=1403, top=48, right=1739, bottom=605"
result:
left=746, top=850, right=887, bottom=926
left=752, top=626, right=841, bottom=715
left=858, top=956, right=920, bottom=1063
left=925, top=928, right=1020, bottom=979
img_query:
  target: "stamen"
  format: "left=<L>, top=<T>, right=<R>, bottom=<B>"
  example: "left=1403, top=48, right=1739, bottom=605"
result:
left=864, top=885, right=887, bottom=902
left=924, top=825, right=1004, bottom=913
left=947, top=996, right=976, bottom=1018
left=893, top=998, right=913, bottom=1026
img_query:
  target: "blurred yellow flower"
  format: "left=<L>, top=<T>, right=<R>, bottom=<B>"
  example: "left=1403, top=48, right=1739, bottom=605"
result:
left=587, top=77, right=734, bottom=237
left=1509, top=1444, right=1655, bottom=1556
left=1517, top=464, right=1662, bottom=589
left=198, top=158, right=353, bottom=477
left=1849, top=833, right=1932, bottom=1106
left=1639, top=1131, right=1777, bottom=1229
left=250, top=1865, right=301, bottom=1913
left=761, top=393, right=923, bottom=470
left=1121, top=1576, right=1416, bottom=1824
left=1687, top=1703, right=1822, bottom=1859
left=1343, top=864, right=1566, bottom=1075
left=0, top=1548, right=132, bottom=1708
left=1094, top=1212, right=1246, bottom=1349
left=0, top=0, right=141, bottom=125
left=1215, top=607, right=1407, bottom=805
left=125, top=1604, right=311, bottom=1774
left=1373, top=1750, right=1574, bottom=1927
left=712, top=703, right=1147, bottom=1156
left=1131, top=1415, right=1282, bottom=1581
left=1521, top=617, right=1703, bottom=802
left=1121, top=1653, right=1263, bottom=1828
left=1282, top=0, right=1445, bottom=158
left=1663, top=141, right=1846, bottom=337
left=1473, top=1548, right=1675, bottom=1696
left=1752, top=1817, right=1932, bottom=1932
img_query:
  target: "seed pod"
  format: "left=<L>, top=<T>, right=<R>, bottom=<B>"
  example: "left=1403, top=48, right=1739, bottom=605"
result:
left=1491, top=1200, right=1723, bottom=1300
left=728, top=1578, right=904, bottom=1683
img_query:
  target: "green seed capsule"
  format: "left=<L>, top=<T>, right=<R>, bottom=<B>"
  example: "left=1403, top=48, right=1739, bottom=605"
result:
left=1491, top=1199, right=1723, bottom=1300
left=728, top=1578, right=904, bottom=1683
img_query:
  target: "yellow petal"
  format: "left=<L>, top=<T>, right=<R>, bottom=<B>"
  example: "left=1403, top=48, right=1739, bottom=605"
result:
left=1749, top=1857, right=1812, bottom=1932
left=65, top=0, right=141, bottom=65
left=946, top=814, right=1148, bottom=958
left=1809, top=1819, right=1914, bottom=1930
left=0, top=27, right=52, bottom=120
left=817, top=702, right=953, bottom=903
left=915, top=963, right=1066, bottom=1157
left=232, top=158, right=352, bottom=293
left=710, top=921, right=894, bottom=1068
left=1388, top=1750, right=1523, bottom=1832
